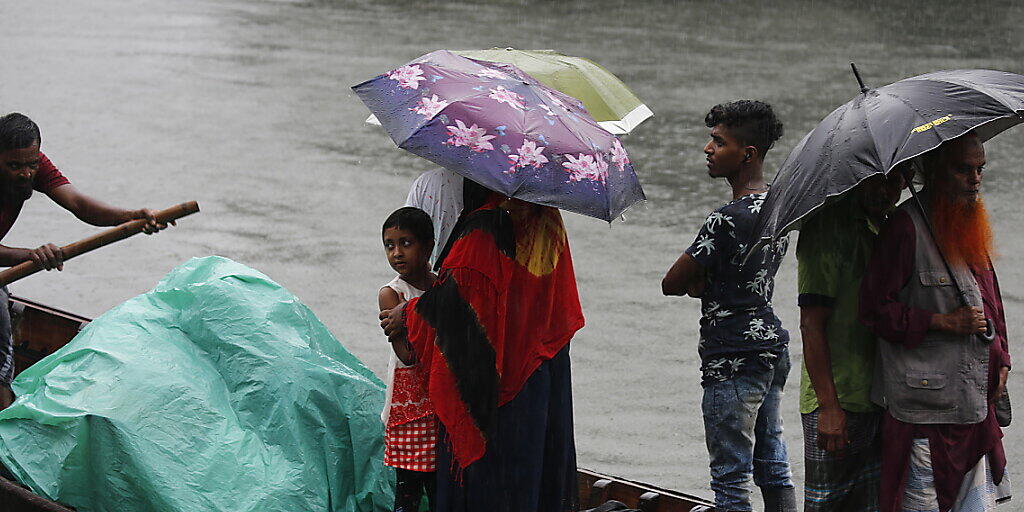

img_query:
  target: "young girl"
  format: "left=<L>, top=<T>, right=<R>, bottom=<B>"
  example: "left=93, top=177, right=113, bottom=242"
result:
left=378, top=207, right=437, bottom=512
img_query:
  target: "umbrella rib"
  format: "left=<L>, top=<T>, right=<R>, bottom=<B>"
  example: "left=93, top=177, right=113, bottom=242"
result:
left=769, top=101, right=879, bottom=239
left=875, top=86, right=1022, bottom=169
left=397, top=87, right=498, bottom=149
left=873, top=88, right=946, bottom=167
left=855, top=93, right=891, bottom=172
left=508, top=87, right=536, bottom=198
left=520, top=50, right=555, bottom=66
left=898, top=76, right=1024, bottom=113
left=780, top=104, right=853, bottom=228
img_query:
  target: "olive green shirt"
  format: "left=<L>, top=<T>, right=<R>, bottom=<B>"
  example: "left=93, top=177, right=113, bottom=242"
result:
left=797, top=197, right=881, bottom=414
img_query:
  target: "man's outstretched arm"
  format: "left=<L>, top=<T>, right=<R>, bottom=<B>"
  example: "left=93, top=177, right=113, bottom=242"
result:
left=47, top=184, right=167, bottom=233
left=800, top=305, right=849, bottom=452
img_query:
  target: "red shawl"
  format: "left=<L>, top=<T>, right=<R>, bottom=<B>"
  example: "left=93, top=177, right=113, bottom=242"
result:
left=403, top=196, right=584, bottom=468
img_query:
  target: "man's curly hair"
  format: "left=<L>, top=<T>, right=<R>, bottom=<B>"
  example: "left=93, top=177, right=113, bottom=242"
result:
left=705, top=100, right=784, bottom=158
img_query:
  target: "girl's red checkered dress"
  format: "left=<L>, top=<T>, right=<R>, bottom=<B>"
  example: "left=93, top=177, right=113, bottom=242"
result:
left=384, top=365, right=437, bottom=472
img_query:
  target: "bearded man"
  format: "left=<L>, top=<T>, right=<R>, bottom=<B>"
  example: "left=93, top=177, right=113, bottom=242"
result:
left=859, top=132, right=1011, bottom=512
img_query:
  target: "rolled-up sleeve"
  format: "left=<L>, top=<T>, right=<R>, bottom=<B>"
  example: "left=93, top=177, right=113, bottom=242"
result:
left=796, top=217, right=839, bottom=308
left=35, top=153, right=70, bottom=193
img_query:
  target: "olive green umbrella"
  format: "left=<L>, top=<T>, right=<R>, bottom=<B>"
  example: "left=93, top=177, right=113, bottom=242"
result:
left=365, top=48, right=652, bottom=134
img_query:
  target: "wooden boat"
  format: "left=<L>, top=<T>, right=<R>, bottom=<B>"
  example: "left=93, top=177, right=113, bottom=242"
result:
left=0, top=296, right=716, bottom=512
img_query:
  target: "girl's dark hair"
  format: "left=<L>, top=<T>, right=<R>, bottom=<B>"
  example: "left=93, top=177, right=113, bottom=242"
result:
left=382, top=207, right=434, bottom=249
left=704, top=100, right=784, bottom=157
left=0, top=113, right=41, bottom=153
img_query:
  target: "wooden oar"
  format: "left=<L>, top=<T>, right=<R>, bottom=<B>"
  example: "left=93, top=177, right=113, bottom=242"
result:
left=0, top=201, right=200, bottom=287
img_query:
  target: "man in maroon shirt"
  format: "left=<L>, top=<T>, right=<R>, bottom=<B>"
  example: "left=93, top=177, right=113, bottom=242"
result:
left=859, top=132, right=1010, bottom=512
left=0, top=113, right=170, bottom=409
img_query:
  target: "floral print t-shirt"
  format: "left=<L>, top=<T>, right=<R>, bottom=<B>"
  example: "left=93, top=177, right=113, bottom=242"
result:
left=685, top=192, right=790, bottom=385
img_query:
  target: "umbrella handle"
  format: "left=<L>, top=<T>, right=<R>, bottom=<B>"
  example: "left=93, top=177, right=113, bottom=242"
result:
left=980, top=318, right=996, bottom=343
left=900, top=164, right=995, bottom=344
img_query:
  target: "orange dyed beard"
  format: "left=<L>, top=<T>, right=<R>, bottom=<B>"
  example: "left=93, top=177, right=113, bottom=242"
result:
left=930, top=192, right=994, bottom=269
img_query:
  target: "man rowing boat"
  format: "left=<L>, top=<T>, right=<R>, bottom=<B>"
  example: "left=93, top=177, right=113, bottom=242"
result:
left=0, top=112, right=172, bottom=409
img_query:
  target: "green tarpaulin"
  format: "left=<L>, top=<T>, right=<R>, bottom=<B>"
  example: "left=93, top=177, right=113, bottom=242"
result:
left=0, top=256, right=394, bottom=511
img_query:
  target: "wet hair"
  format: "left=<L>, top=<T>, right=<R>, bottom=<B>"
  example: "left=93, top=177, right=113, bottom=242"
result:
left=0, top=113, right=41, bottom=153
left=382, top=206, right=434, bottom=250
left=704, top=100, right=784, bottom=158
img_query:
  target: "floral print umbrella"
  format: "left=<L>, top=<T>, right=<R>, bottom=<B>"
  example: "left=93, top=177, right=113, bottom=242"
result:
left=454, top=48, right=653, bottom=135
left=353, top=50, right=645, bottom=222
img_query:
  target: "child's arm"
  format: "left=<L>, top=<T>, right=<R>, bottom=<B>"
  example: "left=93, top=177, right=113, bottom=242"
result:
left=378, top=287, right=416, bottom=365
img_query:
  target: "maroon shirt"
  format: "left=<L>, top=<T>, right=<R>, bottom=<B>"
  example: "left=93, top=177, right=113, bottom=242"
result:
left=859, top=208, right=1008, bottom=512
left=0, top=152, right=71, bottom=242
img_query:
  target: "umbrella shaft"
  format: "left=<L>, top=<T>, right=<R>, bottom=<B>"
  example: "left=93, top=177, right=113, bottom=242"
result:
left=901, top=168, right=995, bottom=342
left=901, top=168, right=968, bottom=305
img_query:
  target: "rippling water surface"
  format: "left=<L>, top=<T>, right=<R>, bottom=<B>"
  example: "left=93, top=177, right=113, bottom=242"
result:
left=2, top=0, right=1022, bottom=500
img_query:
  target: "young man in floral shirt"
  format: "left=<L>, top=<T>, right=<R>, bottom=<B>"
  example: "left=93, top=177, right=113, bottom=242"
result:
left=663, top=100, right=795, bottom=512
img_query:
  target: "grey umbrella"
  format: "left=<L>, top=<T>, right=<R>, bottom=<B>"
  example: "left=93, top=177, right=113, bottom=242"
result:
left=752, top=66, right=1024, bottom=344
left=752, top=66, right=1024, bottom=251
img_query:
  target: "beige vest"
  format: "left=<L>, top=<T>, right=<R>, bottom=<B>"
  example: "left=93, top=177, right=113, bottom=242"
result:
left=872, top=199, right=991, bottom=424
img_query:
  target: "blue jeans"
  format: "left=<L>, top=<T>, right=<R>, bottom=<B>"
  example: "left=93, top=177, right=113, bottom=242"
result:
left=701, top=349, right=793, bottom=511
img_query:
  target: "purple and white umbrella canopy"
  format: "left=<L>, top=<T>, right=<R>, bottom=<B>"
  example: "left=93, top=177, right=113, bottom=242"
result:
left=353, top=50, right=645, bottom=222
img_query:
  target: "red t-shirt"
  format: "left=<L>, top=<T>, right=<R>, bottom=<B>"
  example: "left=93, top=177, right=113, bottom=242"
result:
left=0, top=152, right=71, bottom=242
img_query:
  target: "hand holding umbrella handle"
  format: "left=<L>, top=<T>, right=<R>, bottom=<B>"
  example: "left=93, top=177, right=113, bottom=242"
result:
left=0, top=201, right=200, bottom=287
left=898, top=165, right=996, bottom=344
left=981, top=318, right=997, bottom=342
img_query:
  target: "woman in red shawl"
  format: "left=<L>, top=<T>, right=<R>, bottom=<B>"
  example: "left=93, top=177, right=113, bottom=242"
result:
left=380, top=180, right=585, bottom=512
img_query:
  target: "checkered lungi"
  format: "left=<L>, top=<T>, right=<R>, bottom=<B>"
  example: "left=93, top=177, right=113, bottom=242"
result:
left=901, top=438, right=1012, bottom=512
left=385, top=415, right=438, bottom=472
left=802, top=409, right=882, bottom=511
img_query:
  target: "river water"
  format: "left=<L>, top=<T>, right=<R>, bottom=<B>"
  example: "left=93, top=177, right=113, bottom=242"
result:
left=2, top=0, right=1022, bottom=502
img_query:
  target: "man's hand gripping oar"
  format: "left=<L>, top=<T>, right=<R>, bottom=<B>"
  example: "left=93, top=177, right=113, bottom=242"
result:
left=0, top=201, right=199, bottom=287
